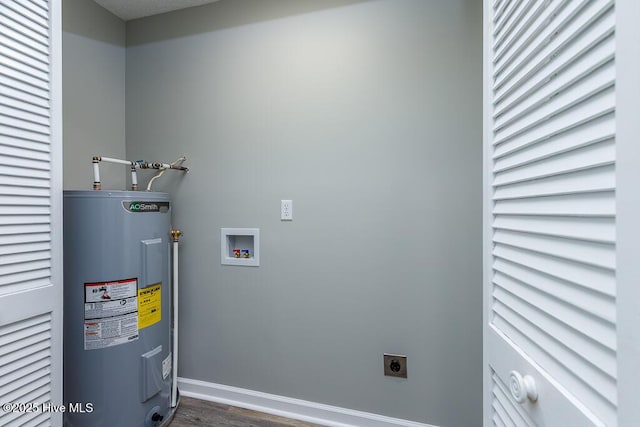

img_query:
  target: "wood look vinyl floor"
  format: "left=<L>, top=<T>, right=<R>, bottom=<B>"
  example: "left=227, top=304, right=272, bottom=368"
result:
left=169, top=397, right=325, bottom=427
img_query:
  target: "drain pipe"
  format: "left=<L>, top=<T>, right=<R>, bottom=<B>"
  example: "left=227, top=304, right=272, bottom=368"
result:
left=170, top=229, right=182, bottom=408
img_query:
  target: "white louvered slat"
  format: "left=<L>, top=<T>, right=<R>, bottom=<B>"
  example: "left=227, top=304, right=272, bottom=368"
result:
left=0, top=242, right=51, bottom=257
left=0, top=315, right=52, bottom=427
left=0, top=251, right=51, bottom=269
left=493, top=304, right=617, bottom=425
left=494, top=0, right=572, bottom=80
left=0, top=23, right=48, bottom=56
left=494, top=86, right=614, bottom=158
left=487, top=0, right=617, bottom=423
left=0, top=154, right=51, bottom=171
left=0, top=164, right=50, bottom=179
left=1, top=87, right=51, bottom=113
left=0, top=64, right=50, bottom=93
left=493, top=257, right=615, bottom=323
left=0, top=2, right=49, bottom=35
left=492, top=400, right=511, bottom=427
left=0, top=260, right=50, bottom=282
left=495, top=0, right=611, bottom=90
left=0, top=176, right=50, bottom=190
left=494, top=191, right=615, bottom=217
left=493, top=229, right=615, bottom=270
left=8, top=412, right=50, bottom=427
left=30, top=0, right=49, bottom=13
left=493, top=244, right=615, bottom=296
left=0, top=205, right=50, bottom=215
left=0, top=124, right=50, bottom=144
left=18, top=0, right=48, bottom=21
left=495, top=37, right=613, bottom=129
left=0, top=196, right=51, bottom=208
left=494, top=0, right=533, bottom=53
left=18, top=412, right=51, bottom=427
left=494, top=0, right=513, bottom=25
left=0, top=235, right=50, bottom=251
left=0, top=223, right=51, bottom=235
left=0, top=32, right=48, bottom=66
left=494, top=61, right=614, bottom=143
left=0, top=357, right=50, bottom=389
left=0, top=5, right=48, bottom=46
left=493, top=413, right=508, bottom=427
left=494, top=0, right=546, bottom=61
left=493, top=272, right=616, bottom=357
left=0, top=105, right=50, bottom=127
left=493, top=164, right=614, bottom=200
left=0, top=53, right=49, bottom=85
left=0, top=1, right=58, bottom=425
left=494, top=112, right=614, bottom=172
left=0, top=341, right=50, bottom=372
left=0, top=72, right=49, bottom=101
left=0, top=215, right=49, bottom=225
left=493, top=214, right=614, bottom=243
left=0, top=0, right=53, bottom=296
left=0, top=396, right=50, bottom=427
left=0, top=144, right=49, bottom=162
left=493, top=139, right=614, bottom=187
left=0, top=189, right=51, bottom=201
left=0, top=40, right=49, bottom=77
left=0, top=314, right=49, bottom=340
left=0, top=136, right=50, bottom=154
left=494, top=0, right=523, bottom=37
left=495, top=17, right=614, bottom=116
left=0, top=377, right=50, bottom=426
left=28, top=0, right=50, bottom=11
left=0, top=116, right=50, bottom=137
left=492, top=371, right=535, bottom=427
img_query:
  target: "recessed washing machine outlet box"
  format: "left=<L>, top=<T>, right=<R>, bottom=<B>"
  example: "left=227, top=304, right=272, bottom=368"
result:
left=221, top=228, right=260, bottom=266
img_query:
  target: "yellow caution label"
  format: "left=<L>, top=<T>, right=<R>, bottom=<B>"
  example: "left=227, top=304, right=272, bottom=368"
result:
left=138, top=283, right=161, bottom=329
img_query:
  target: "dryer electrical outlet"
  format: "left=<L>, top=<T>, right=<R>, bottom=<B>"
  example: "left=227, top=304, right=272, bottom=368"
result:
left=384, top=354, right=407, bottom=378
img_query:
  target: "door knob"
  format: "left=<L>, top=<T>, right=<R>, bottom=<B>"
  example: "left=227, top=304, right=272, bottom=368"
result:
left=509, top=370, right=538, bottom=403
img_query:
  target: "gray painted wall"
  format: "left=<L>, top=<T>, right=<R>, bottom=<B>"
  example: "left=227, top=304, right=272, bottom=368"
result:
left=125, top=0, right=482, bottom=425
left=63, top=0, right=126, bottom=189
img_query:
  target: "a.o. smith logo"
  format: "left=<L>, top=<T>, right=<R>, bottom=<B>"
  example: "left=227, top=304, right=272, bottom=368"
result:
left=123, top=201, right=170, bottom=213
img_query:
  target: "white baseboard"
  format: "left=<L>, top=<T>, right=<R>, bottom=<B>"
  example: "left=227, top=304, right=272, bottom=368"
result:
left=177, top=377, right=438, bottom=427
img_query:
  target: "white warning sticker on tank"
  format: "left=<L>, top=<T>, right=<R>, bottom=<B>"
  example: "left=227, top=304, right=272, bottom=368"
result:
left=84, top=312, right=139, bottom=350
left=85, top=297, right=137, bottom=319
left=162, top=352, right=172, bottom=379
left=84, top=278, right=139, bottom=350
left=85, top=278, right=137, bottom=302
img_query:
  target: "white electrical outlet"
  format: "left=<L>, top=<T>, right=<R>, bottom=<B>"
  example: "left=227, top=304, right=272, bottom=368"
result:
left=281, top=200, right=292, bottom=221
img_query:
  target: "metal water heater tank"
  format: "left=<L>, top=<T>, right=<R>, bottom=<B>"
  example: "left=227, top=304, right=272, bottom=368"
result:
left=63, top=191, right=175, bottom=427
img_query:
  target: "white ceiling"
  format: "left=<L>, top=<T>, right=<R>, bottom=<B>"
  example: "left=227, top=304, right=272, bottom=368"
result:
left=93, top=0, right=221, bottom=21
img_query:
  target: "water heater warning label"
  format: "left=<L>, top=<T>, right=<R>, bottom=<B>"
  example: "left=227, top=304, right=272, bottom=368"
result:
left=84, top=278, right=139, bottom=350
left=138, top=283, right=161, bottom=329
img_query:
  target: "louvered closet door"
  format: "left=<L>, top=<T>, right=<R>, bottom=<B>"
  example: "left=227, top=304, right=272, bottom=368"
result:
left=484, top=0, right=616, bottom=426
left=0, top=0, right=62, bottom=426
